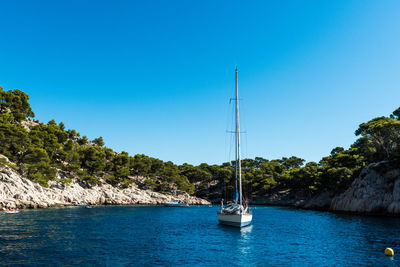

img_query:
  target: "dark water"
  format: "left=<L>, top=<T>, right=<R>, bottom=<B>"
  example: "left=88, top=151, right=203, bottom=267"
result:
left=0, top=206, right=399, bottom=266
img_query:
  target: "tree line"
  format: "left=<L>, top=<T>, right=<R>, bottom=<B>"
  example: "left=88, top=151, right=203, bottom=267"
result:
left=1, top=86, right=400, bottom=200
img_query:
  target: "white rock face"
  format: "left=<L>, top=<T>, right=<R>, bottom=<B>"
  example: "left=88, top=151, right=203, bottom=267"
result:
left=331, top=162, right=400, bottom=215
left=0, top=166, right=210, bottom=209
left=20, top=118, right=39, bottom=132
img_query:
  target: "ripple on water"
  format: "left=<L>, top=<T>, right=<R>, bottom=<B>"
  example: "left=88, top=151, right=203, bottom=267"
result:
left=0, top=206, right=400, bottom=266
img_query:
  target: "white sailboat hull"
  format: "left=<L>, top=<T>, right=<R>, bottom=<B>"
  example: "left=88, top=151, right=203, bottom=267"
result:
left=163, top=202, right=189, bottom=207
left=217, top=212, right=252, bottom=227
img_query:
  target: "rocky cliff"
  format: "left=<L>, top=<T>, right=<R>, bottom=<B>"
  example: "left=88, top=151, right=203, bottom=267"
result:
left=330, top=161, right=400, bottom=215
left=248, top=161, right=400, bottom=216
left=0, top=165, right=210, bottom=209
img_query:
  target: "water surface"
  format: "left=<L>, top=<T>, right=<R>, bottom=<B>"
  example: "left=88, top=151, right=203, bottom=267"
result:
left=0, top=206, right=399, bottom=266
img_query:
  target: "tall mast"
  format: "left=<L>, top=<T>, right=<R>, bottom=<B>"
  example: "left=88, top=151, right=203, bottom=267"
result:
left=234, top=68, right=238, bottom=203
left=235, top=67, right=243, bottom=208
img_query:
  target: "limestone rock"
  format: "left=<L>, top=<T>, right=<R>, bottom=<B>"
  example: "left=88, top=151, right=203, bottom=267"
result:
left=303, top=190, right=335, bottom=210
left=0, top=165, right=210, bottom=209
left=331, top=162, right=400, bottom=215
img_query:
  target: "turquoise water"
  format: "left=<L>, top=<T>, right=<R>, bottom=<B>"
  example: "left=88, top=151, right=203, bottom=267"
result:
left=0, top=205, right=399, bottom=266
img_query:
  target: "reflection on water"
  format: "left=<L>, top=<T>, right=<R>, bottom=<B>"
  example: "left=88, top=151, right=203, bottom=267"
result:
left=217, top=224, right=253, bottom=241
left=241, top=224, right=253, bottom=235
left=0, top=206, right=399, bottom=266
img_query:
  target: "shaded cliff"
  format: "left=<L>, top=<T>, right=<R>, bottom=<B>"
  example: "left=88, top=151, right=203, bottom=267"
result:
left=248, top=161, right=400, bottom=216
left=330, top=161, right=400, bottom=215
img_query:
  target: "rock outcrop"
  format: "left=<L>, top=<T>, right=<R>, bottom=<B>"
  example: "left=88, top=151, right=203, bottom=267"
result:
left=303, top=190, right=336, bottom=210
left=250, top=189, right=310, bottom=207
left=331, top=162, right=400, bottom=215
left=20, top=118, right=39, bottom=132
left=249, top=161, right=400, bottom=216
left=0, top=165, right=210, bottom=209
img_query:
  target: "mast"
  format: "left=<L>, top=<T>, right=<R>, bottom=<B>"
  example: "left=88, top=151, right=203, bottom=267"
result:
left=235, top=67, right=243, bottom=209
left=234, top=68, right=238, bottom=203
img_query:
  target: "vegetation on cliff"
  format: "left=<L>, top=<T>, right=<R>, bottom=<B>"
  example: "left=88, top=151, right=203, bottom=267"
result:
left=1, top=86, right=400, bottom=200
left=0, top=87, right=194, bottom=193
left=186, top=107, right=400, bottom=201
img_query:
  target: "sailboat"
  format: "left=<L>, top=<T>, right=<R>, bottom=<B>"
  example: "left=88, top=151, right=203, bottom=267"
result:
left=163, top=199, right=189, bottom=207
left=217, top=67, right=253, bottom=227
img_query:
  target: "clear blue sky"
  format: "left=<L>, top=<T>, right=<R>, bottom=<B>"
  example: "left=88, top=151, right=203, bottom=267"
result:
left=1, top=1, right=400, bottom=165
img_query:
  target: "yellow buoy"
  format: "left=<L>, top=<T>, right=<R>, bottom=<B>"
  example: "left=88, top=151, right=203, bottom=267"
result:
left=385, top=248, right=394, bottom=256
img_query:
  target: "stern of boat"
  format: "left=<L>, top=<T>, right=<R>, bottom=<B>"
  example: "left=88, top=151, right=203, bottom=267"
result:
left=217, top=212, right=252, bottom=227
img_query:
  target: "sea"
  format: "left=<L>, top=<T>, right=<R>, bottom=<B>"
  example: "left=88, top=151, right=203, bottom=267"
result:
left=0, top=205, right=399, bottom=266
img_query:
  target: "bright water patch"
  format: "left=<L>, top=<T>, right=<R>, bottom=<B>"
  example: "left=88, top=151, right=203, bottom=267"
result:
left=0, top=206, right=399, bottom=266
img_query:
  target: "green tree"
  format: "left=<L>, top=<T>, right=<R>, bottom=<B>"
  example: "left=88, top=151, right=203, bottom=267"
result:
left=80, top=136, right=88, bottom=145
left=23, top=148, right=50, bottom=164
left=282, top=156, right=305, bottom=169
left=80, top=146, right=106, bottom=175
left=93, top=136, right=105, bottom=147
left=130, top=154, right=152, bottom=176
left=59, top=122, right=65, bottom=131
left=355, top=116, right=400, bottom=161
left=25, top=162, right=57, bottom=187
left=0, top=88, right=35, bottom=121
left=0, top=123, right=31, bottom=162
left=330, top=147, right=345, bottom=155
left=390, top=107, right=400, bottom=120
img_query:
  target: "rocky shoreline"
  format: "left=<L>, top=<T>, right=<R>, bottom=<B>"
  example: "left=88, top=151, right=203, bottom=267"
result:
left=2, top=159, right=400, bottom=217
left=0, top=165, right=210, bottom=209
left=249, top=161, right=400, bottom=216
